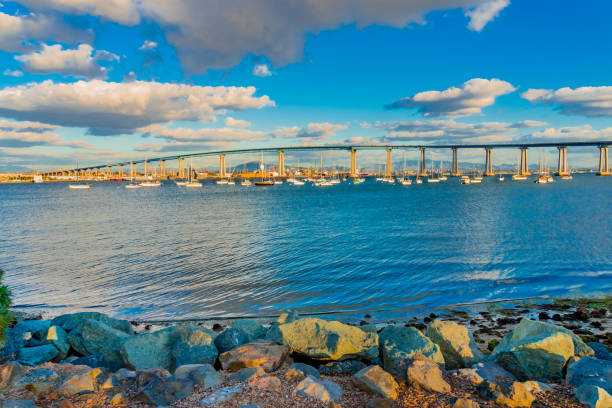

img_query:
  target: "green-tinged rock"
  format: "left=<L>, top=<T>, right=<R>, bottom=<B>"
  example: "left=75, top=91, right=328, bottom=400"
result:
left=379, top=325, right=444, bottom=379
left=405, top=353, right=451, bottom=393
left=120, top=327, right=174, bottom=370
left=68, top=319, right=131, bottom=356
left=16, top=344, right=58, bottom=366
left=174, top=364, right=221, bottom=389
left=476, top=380, right=535, bottom=408
left=219, top=340, right=290, bottom=372
left=1, top=400, right=37, bottom=408
left=51, top=312, right=133, bottom=334
left=353, top=365, right=399, bottom=400
left=229, top=366, right=265, bottom=382
left=0, top=361, right=25, bottom=389
left=199, top=385, right=243, bottom=406
left=289, top=362, right=319, bottom=378
left=71, top=349, right=125, bottom=372
left=46, top=325, right=69, bottom=361
left=426, top=320, right=484, bottom=370
left=277, top=309, right=299, bottom=324
left=319, top=359, right=366, bottom=375
left=452, top=360, right=516, bottom=384
left=214, top=328, right=249, bottom=353
left=566, top=356, right=612, bottom=391
left=267, top=318, right=378, bottom=361
left=136, top=375, right=195, bottom=406
left=12, top=320, right=51, bottom=343
left=58, top=367, right=102, bottom=397
left=232, top=319, right=267, bottom=341
left=171, top=326, right=218, bottom=366
left=294, top=376, right=343, bottom=403
left=11, top=368, right=58, bottom=394
left=575, top=385, right=612, bottom=408
left=493, top=319, right=594, bottom=381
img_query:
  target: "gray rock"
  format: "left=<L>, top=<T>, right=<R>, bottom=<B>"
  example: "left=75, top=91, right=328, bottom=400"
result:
left=1, top=400, right=37, bottom=408
left=136, top=367, right=171, bottom=390
left=45, top=325, right=69, bottom=361
left=379, top=325, right=444, bottom=379
left=277, top=309, right=299, bottom=324
left=51, top=312, right=133, bottom=334
left=452, top=361, right=516, bottom=384
left=575, top=384, right=612, bottom=408
left=319, top=359, right=366, bottom=375
left=426, top=320, right=484, bottom=370
left=353, top=365, right=399, bottom=400
left=71, top=350, right=124, bottom=372
left=405, top=353, right=451, bottom=393
left=588, top=343, right=612, bottom=362
left=11, top=368, right=58, bottom=394
left=294, top=376, right=343, bottom=403
left=229, top=366, right=265, bottom=382
left=120, top=327, right=175, bottom=370
left=267, top=318, right=378, bottom=361
left=232, top=320, right=267, bottom=341
left=493, top=318, right=594, bottom=381
left=0, top=361, right=25, bottom=389
left=452, top=398, right=480, bottom=408
left=566, top=356, right=612, bottom=391
left=199, top=385, right=243, bottom=406
left=172, top=326, right=218, bottom=366
left=219, top=340, right=290, bottom=372
left=136, top=376, right=195, bottom=406
left=58, top=367, right=103, bottom=397
left=0, top=328, right=26, bottom=360
left=68, top=319, right=131, bottom=356
left=214, top=328, right=250, bottom=353
left=16, top=344, right=59, bottom=366
left=12, top=320, right=51, bottom=343
left=476, top=380, right=535, bottom=408
left=174, top=364, right=221, bottom=389
left=289, top=362, right=319, bottom=378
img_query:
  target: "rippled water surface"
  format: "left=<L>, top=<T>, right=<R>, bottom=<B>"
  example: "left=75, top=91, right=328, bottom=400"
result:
left=1, top=175, right=610, bottom=321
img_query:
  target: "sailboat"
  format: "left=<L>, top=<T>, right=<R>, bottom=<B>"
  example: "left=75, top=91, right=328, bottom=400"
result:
left=471, top=164, right=482, bottom=183
left=185, top=160, right=202, bottom=187
left=512, top=155, right=528, bottom=180
left=427, top=159, right=440, bottom=183
left=226, top=157, right=235, bottom=185
left=415, top=154, right=423, bottom=184
left=535, top=152, right=550, bottom=184
left=315, top=152, right=332, bottom=186
left=400, top=152, right=412, bottom=185
left=255, top=153, right=274, bottom=186
left=69, top=162, right=91, bottom=189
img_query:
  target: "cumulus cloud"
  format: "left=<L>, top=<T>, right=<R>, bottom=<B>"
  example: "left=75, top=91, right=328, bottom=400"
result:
left=271, top=122, right=348, bottom=140
left=15, top=44, right=118, bottom=79
left=528, top=125, right=612, bottom=142
left=253, top=64, right=272, bottom=77
left=3, top=69, right=23, bottom=77
left=0, top=119, right=90, bottom=148
left=0, top=80, right=274, bottom=135
left=139, top=40, right=158, bottom=50
left=134, top=141, right=237, bottom=153
left=521, top=86, right=612, bottom=117
left=225, top=117, right=251, bottom=127
left=386, top=78, right=516, bottom=117
left=465, top=0, right=510, bottom=31
left=138, top=124, right=267, bottom=142
left=18, top=1, right=497, bottom=73
left=0, top=119, right=59, bottom=133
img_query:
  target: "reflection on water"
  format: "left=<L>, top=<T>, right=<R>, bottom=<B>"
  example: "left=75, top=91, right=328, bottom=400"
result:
left=0, top=175, right=610, bottom=320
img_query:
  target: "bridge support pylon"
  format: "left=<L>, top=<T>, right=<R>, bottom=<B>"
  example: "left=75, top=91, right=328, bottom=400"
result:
left=178, top=157, right=184, bottom=179
left=160, top=160, right=166, bottom=178
left=519, top=147, right=531, bottom=176
left=118, top=165, right=124, bottom=178
left=598, top=145, right=610, bottom=176
left=130, top=162, right=135, bottom=179
left=385, top=148, right=392, bottom=177
left=219, top=154, right=226, bottom=178
left=144, top=161, right=149, bottom=178
left=350, top=149, right=357, bottom=177
left=278, top=151, right=285, bottom=177
left=451, top=148, right=460, bottom=176
left=556, top=147, right=569, bottom=176
left=419, top=148, right=427, bottom=176
left=485, top=148, right=494, bottom=176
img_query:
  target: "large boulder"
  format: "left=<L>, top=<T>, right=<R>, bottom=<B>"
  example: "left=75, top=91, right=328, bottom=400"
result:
left=120, top=327, right=174, bottom=370
left=45, top=326, right=70, bottom=361
left=267, top=318, right=378, bottom=361
left=16, top=344, right=58, bottom=366
left=575, top=385, right=612, bottom=408
left=452, top=361, right=516, bottom=384
left=232, top=319, right=267, bottom=341
left=219, top=340, right=290, bottom=372
left=171, top=326, right=218, bottom=366
left=588, top=343, right=612, bottom=362
left=353, top=365, right=399, bottom=400
left=11, top=368, right=58, bottom=394
left=199, top=385, right=243, bottom=406
left=566, top=356, right=612, bottom=391
left=476, top=380, right=535, bottom=408
left=71, top=349, right=125, bottom=371
left=174, top=364, right=221, bottom=389
left=379, top=325, right=444, bottom=379
left=426, top=320, right=484, bottom=370
left=12, top=320, right=51, bottom=345
left=51, top=312, right=133, bottom=335
left=405, top=353, right=451, bottom=393
left=58, top=368, right=103, bottom=397
left=214, top=328, right=250, bottom=353
left=68, top=319, right=131, bottom=356
left=493, top=319, right=594, bottom=381
left=294, top=376, right=343, bottom=403
left=136, top=375, right=195, bottom=406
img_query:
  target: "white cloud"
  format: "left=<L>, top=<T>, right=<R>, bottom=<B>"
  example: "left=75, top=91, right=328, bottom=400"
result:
left=134, top=141, right=236, bottom=153
left=225, top=117, right=251, bottom=128
left=3, top=69, right=23, bottom=77
left=15, top=44, right=118, bottom=79
left=386, top=78, right=516, bottom=117
left=521, top=86, right=612, bottom=117
left=529, top=125, right=612, bottom=142
left=0, top=119, right=89, bottom=148
left=271, top=122, right=348, bottom=140
left=252, top=64, right=272, bottom=77
left=0, top=80, right=275, bottom=135
left=139, top=124, right=267, bottom=142
left=465, top=0, right=510, bottom=31
left=139, top=40, right=158, bottom=51
left=0, top=119, right=58, bottom=132
left=18, top=1, right=496, bottom=73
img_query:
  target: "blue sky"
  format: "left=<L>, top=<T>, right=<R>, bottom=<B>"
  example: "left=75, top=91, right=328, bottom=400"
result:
left=0, top=0, right=611, bottom=171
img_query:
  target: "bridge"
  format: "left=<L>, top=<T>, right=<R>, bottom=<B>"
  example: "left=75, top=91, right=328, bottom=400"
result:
left=43, top=141, right=612, bottom=178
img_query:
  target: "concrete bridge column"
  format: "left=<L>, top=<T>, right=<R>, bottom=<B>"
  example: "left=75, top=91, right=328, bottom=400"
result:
left=519, top=148, right=531, bottom=176
left=105, top=166, right=111, bottom=179
left=598, top=146, right=610, bottom=176
left=419, top=148, right=427, bottom=176
left=144, top=161, right=149, bottom=177
left=278, top=151, right=285, bottom=177
left=556, top=147, right=569, bottom=176
left=219, top=154, right=226, bottom=178
left=350, top=149, right=357, bottom=177
left=178, top=157, right=184, bottom=178
left=385, top=148, right=392, bottom=177
left=130, top=162, right=135, bottom=179
left=485, top=148, right=494, bottom=176
left=451, top=148, right=460, bottom=176
left=118, top=165, right=124, bottom=178
left=159, top=160, right=166, bottom=178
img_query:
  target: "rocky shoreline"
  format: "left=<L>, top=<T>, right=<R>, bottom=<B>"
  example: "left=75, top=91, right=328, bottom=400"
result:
left=0, top=297, right=610, bottom=408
